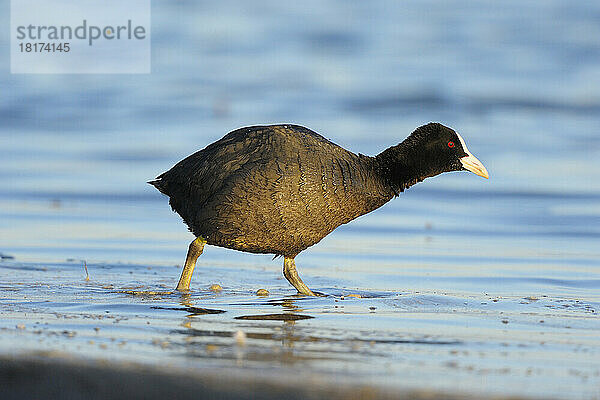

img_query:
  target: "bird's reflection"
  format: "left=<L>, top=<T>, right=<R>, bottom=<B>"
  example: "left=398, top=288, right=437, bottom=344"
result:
left=174, top=295, right=319, bottom=364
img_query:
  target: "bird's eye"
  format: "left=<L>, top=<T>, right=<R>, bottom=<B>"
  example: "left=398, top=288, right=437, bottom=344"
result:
left=447, top=141, right=455, bottom=148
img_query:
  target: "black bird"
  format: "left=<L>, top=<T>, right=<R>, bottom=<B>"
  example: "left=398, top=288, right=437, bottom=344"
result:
left=150, top=123, right=488, bottom=295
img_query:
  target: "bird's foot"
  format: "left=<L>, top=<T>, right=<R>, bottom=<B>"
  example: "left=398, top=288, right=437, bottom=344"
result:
left=294, top=289, right=326, bottom=297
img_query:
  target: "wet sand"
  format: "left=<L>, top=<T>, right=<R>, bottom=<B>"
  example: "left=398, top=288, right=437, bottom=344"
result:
left=1, top=259, right=599, bottom=400
left=1, top=354, right=501, bottom=400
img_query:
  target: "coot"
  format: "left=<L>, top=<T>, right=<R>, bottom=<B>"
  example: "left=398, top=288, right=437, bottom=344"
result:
left=150, top=123, right=488, bottom=295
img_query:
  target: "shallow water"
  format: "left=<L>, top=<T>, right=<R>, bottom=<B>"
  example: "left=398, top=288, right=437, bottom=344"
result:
left=1, top=1, right=600, bottom=399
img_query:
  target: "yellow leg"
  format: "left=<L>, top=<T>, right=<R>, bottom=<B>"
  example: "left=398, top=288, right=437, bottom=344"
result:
left=283, top=257, right=316, bottom=296
left=176, top=237, right=206, bottom=291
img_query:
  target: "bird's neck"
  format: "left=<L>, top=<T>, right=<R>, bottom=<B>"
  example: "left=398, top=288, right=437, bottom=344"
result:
left=374, top=138, right=435, bottom=195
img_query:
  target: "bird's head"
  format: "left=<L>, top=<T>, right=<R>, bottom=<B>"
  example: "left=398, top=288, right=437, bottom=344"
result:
left=408, top=122, right=489, bottom=179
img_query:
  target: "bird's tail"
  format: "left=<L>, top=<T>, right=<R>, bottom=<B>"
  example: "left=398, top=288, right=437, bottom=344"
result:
left=148, top=177, right=167, bottom=195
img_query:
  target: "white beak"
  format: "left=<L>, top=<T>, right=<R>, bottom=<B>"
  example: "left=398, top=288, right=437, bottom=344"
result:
left=460, top=153, right=489, bottom=179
